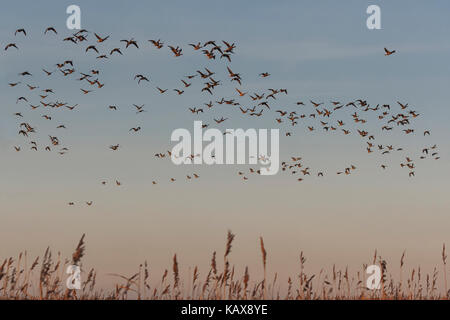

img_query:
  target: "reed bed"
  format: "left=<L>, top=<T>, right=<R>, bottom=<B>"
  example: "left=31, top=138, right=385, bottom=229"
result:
left=0, top=231, right=448, bottom=300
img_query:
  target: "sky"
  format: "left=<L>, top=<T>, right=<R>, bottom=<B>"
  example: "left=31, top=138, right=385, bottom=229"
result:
left=0, top=0, right=449, bottom=292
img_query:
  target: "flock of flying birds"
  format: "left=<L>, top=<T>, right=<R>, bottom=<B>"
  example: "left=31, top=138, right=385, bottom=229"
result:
left=4, top=27, right=439, bottom=207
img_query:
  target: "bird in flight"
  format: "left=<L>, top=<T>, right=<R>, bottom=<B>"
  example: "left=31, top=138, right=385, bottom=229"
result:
left=189, top=42, right=202, bottom=50
left=130, top=127, right=141, bottom=132
left=168, top=45, right=183, bottom=57
left=86, top=45, right=99, bottom=53
left=110, top=48, right=123, bottom=55
left=384, top=48, right=396, bottom=56
left=236, top=88, right=247, bottom=97
left=94, top=33, right=110, bottom=42
left=214, top=117, right=228, bottom=124
left=15, top=28, right=26, bottom=36
left=121, top=38, right=139, bottom=49
left=149, top=39, right=163, bottom=49
left=135, top=74, right=149, bottom=84
left=5, top=43, right=18, bottom=51
left=44, top=27, right=57, bottom=35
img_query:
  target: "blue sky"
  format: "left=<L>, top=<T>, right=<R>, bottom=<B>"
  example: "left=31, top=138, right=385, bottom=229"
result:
left=0, top=1, right=449, bottom=290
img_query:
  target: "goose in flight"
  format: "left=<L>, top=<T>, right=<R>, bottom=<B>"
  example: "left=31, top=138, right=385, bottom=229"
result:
left=121, top=38, right=139, bottom=48
left=214, top=117, right=228, bottom=124
left=397, top=101, right=408, bottom=109
left=16, top=97, right=28, bottom=104
left=222, top=40, right=235, bottom=53
left=236, top=88, right=247, bottom=96
left=110, top=48, right=123, bottom=55
left=202, top=49, right=215, bottom=60
left=129, top=127, right=141, bottom=132
left=135, top=74, right=149, bottom=83
left=188, top=107, right=203, bottom=114
left=189, top=42, right=202, bottom=50
left=133, top=104, right=145, bottom=112
left=226, top=67, right=240, bottom=78
left=310, top=100, right=323, bottom=107
left=201, top=87, right=212, bottom=95
left=44, top=27, right=57, bottom=34
left=5, top=43, right=18, bottom=51
left=86, top=45, right=99, bottom=53
left=149, top=39, right=163, bottom=49
left=181, top=80, right=191, bottom=88
left=168, top=45, right=182, bottom=57
left=94, top=33, right=110, bottom=42
left=15, top=28, right=26, bottom=36
left=63, top=36, right=77, bottom=44
left=384, top=48, right=396, bottom=56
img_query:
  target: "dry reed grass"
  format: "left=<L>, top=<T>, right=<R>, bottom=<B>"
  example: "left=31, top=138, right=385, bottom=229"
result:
left=0, top=232, right=448, bottom=300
